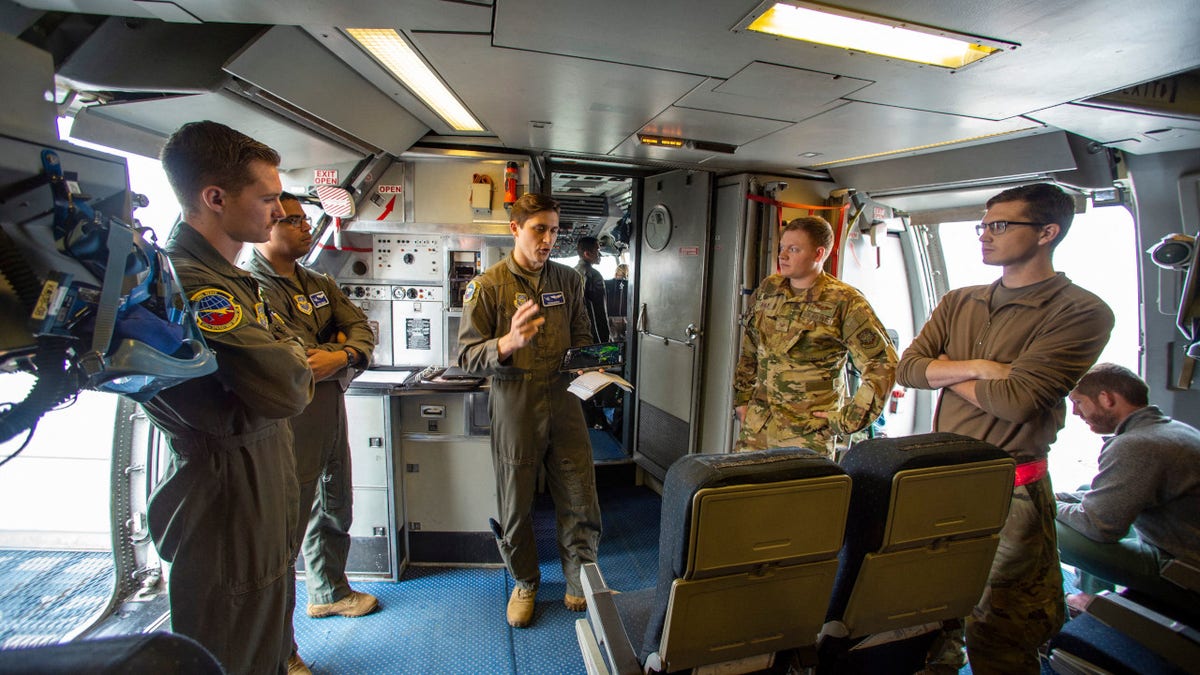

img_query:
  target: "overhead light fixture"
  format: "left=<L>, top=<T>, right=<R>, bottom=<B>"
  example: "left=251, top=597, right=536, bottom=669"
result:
left=345, top=28, right=484, bottom=132
left=638, top=134, right=738, bottom=154
left=737, top=1, right=1015, bottom=70
left=638, top=134, right=686, bottom=148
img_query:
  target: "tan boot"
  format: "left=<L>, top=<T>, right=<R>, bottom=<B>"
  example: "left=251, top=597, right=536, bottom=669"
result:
left=507, top=586, right=537, bottom=627
left=287, top=653, right=312, bottom=675
left=564, top=593, right=587, bottom=612
left=307, top=590, right=380, bottom=618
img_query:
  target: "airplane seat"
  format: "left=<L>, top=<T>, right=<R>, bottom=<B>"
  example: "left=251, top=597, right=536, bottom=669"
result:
left=0, top=631, right=224, bottom=673
left=818, top=432, right=1015, bottom=674
left=575, top=447, right=852, bottom=674
left=1047, top=559, right=1200, bottom=675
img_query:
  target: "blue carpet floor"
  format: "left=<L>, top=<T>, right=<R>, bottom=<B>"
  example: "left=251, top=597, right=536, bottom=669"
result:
left=293, top=474, right=660, bottom=674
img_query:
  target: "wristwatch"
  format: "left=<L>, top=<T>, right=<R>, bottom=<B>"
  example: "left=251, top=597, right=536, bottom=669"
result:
left=343, top=347, right=357, bottom=368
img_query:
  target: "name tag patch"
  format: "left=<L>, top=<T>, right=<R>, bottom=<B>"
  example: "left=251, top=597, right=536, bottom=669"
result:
left=310, top=291, right=330, bottom=308
left=541, top=291, right=565, bottom=307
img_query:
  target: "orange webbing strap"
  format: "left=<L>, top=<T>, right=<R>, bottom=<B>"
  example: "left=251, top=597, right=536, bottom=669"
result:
left=746, top=194, right=850, bottom=275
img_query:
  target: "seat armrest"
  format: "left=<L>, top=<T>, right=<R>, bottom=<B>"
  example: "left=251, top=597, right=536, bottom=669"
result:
left=1087, top=590, right=1200, bottom=672
left=1160, top=559, right=1200, bottom=593
left=576, top=619, right=612, bottom=675
left=580, top=563, right=642, bottom=675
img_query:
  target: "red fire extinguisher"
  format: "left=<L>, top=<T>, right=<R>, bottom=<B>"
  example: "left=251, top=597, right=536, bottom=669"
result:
left=504, top=162, right=519, bottom=209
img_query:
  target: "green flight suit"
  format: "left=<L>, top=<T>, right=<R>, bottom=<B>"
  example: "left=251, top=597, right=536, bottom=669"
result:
left=245, top=249, right=377, bottom=644
left=733, top=272, right=897, bottom=458
left=457, top=253, right=602, bottom=597
left=142, top=222, right=314, bottom=675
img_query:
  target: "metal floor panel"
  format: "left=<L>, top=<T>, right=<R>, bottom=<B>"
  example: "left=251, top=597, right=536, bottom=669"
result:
left=0, top=550, right=113, bottom=649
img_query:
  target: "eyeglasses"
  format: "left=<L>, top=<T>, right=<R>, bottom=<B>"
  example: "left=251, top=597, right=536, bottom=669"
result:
left=975, top=220, right=1044, bottom=236
left=276, top=215, right=312, bottom=229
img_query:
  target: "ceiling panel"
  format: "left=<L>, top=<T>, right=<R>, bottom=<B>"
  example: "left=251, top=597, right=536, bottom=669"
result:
left=15, top=0, right=493, bottom=31
left=225, top=26, right=428, bottom=155
left=678, top=63, right=870, bottom=122
left=68, top=91, right=363, bottom=170
left=739, top=101, right=1042, bottom=170
left=493, top=0, right=1200, bottom=122
left=1027, top=103, right=1200, bottom=155
left=412, top=33, right=705, bottom=155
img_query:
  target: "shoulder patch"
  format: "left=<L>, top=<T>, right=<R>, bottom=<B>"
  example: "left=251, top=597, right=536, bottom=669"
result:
left=254, top=302, right=268, bottom=327
left=190, top=288, right=243, bottom=333
left=463, top=279, right=479, bottom=304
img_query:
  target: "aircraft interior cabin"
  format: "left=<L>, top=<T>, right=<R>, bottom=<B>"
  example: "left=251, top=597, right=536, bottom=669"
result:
left=1, top=0, right=1199, bottom=673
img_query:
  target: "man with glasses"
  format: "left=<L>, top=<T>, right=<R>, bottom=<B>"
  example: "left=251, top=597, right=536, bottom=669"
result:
left=897, top=183, right=1114, bottom=673
left=734, top=215, right=896, bottom=458
left=245, top=193, right=379, bottom=673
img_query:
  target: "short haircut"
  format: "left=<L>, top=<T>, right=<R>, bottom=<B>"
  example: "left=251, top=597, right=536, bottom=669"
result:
left=510, top=193, right=559, bottom=226
left=1073, top=363, right=1149, bottom=407
left=279, top=191, right=301, bottom=204
left=577, top=236, right=599, bottom=253
left=783, top=215, right=834, bottom=251
left=985, top=183, right=1075, bottom=248
left=160, top=120, right=281, bottom=213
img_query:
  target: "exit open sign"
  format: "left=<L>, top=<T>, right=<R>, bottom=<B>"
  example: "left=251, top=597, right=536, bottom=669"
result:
left=314, top=169, right=339, bottom=186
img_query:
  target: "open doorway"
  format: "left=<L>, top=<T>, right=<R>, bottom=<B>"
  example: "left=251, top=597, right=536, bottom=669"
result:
left=549, top=171, right=636, bottom=463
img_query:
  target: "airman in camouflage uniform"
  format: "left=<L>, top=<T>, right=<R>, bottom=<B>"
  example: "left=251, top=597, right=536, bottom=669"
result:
left=733, top=216, right=896, bottom=459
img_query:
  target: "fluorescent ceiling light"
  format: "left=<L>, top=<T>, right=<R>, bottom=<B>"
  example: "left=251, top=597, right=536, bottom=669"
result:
left=740, top=2, right=1011, bottom=69
left=346, top=28, right=484, bottom=132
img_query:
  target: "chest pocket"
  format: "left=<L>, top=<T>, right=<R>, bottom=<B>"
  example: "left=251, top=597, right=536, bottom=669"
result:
left=766, top=300, right=843, bottom=356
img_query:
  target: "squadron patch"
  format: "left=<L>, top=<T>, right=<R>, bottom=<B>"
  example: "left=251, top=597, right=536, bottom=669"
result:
left=294, top=294, right=314, bottom=315
left=310, top=291, right=329, bottom=309
left=541, top=291, right=565, bottom=307
left=190, top=288, right=242, bottom=333
left=514, top=292, right=529, bottom=309
left=856, top=329, right=882, bottom=351
left=463, top=280, right=478, bottom=304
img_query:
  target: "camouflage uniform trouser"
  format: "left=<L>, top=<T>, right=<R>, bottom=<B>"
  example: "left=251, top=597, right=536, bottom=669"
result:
left=734, top=425, right=834, bottom=460
left=965, top=475, right=1065, bottom=674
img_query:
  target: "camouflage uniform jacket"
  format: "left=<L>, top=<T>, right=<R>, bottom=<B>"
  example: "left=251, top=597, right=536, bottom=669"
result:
left=734, top=272, right=897, bottom=441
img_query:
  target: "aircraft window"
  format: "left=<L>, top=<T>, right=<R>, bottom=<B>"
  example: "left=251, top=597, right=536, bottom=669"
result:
left=56, top=117, right=181, bottom=243
left=936, top=203, right=1139, bottom=491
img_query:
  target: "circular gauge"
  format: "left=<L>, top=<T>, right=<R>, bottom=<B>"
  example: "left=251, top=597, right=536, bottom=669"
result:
left=645, top=204, right=672, bottom=251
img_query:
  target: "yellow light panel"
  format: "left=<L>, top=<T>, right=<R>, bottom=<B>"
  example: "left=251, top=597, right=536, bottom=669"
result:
left=346, top=28, right=484, bottom=132
left=747, top=3, right=1001, bottom=69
